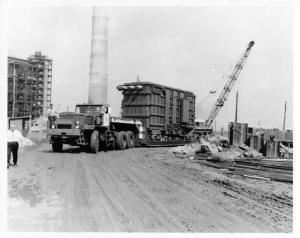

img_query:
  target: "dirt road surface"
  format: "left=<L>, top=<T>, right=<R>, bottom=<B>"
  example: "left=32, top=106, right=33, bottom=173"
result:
left=7, top=143, right=293, bottom=232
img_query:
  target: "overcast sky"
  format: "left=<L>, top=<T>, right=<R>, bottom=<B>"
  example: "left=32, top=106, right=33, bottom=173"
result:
left=7, top=6, right=293, bottom=130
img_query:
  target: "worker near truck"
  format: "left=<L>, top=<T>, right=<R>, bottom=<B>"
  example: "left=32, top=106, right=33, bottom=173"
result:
left=47, top=104, right=58, bottom=127
left=7, top=124, right=21, bottom=169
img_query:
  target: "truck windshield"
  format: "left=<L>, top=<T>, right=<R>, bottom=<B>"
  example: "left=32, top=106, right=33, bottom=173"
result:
left=75, top=105, right=102, bottom=114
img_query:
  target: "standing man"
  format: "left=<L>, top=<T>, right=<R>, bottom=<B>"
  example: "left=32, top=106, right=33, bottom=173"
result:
left=47, top=104, right=57, bottom=128
left=7, top=124, right=22, bottom=169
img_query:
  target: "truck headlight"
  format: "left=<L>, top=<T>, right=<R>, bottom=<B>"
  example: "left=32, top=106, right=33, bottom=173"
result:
left=51, top=124, right=56, bottom=129
left=75, top=121, right=80, bottom=129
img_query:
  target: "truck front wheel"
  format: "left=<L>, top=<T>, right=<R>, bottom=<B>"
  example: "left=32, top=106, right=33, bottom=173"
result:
left=116, top=131, right=127, bottom=150
left=90, top=130, right=99, bottom=153
left=126, top=131, right=135, bottom=148
left=52, top=138, right=63, bottom=152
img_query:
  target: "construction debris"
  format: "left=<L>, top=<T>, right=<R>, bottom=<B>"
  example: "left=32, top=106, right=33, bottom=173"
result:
left=209, top=150, right=243, bottom=162
left=169, top=137, right=221, bottom=159
left=169, top=143, right=202, bottom=156
left=170, top=136, right=262, bottom=161
left=169, top=133, right=293, bottom=183
left=229, top=122, right=293, bottom=159
left=208, top=135, right=229, bottom=147
left=238, top=144, right=263, bottom=158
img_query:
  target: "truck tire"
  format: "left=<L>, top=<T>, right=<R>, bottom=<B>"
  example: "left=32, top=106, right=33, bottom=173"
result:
left=116, top=131, right=127, bottom=150
left=90, top=130, right=99, bottom=153
left=99, top=131, right=106, bottom=151
left=52, top=138, right=63, bottom=152
left=126, top=131, right=135, bottom=148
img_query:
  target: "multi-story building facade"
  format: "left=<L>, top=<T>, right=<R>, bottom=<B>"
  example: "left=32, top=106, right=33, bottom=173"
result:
left=8, top=51, right=52, bottom=119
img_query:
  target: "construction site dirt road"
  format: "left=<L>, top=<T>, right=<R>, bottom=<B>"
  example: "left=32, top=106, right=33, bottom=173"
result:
left=8, top=144, right=292, bottom=232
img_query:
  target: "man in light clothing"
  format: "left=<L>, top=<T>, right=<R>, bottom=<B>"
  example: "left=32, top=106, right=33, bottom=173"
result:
left=7, top=124, right=22, bottom=169
left=47, top=104, right=57, bottom=128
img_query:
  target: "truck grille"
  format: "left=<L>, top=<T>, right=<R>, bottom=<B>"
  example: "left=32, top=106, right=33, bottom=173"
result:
left=57, top=124, right=72, bottom=129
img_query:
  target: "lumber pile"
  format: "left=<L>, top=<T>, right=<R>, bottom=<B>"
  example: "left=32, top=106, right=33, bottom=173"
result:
left=198, top=158, right=293, bottom=183
left=228, top=159, right=293, bottom=183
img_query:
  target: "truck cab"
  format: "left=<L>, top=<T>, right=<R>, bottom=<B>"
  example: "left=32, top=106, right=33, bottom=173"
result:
left=48, top=103, right=145, bottom=153
left=74, top=104, right=111, bottom=127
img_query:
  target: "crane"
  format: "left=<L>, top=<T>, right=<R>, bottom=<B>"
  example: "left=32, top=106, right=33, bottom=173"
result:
left=204, top=41, right=255, bottom=128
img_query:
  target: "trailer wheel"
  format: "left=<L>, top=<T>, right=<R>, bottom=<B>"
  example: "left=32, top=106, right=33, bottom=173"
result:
left=126, top=131, right=135, bottom=148
left=90, top=130, right=99, bottom=153
left=116, top=131, right=127, bottom=150
left=52, top=138, right=63, bottom=152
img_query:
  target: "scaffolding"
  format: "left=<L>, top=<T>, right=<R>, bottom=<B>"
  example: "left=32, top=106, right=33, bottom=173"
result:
left=7, top=51, right=52, bottom=119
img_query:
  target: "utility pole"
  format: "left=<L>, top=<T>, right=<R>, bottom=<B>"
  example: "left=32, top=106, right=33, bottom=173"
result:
left=283, top=101, right=287, bottom=131
left=235, top=91, right=238, bottom=123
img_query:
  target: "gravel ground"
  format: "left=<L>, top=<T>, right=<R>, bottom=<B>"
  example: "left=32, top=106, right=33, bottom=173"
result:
left=7, top=143, right=293, bottom=232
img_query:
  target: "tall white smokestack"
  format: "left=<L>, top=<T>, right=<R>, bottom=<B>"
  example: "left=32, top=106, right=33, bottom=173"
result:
left=88, top=7, right=108, bottom=104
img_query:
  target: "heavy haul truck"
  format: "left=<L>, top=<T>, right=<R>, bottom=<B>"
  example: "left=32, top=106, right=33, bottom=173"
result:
left=48, top=81, right=197, bottom=153
left=48, top=104, right=147, bottom=153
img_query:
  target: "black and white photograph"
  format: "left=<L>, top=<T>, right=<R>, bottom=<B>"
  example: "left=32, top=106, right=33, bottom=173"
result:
left=0, top=0, right=298, bottom=236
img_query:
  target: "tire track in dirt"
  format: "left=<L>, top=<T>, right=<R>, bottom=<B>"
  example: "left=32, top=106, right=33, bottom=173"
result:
left=106, top=152, right=213, bottom=232
left=114, top=149, right=289, bottom=232
left=104, top=150, right=266, bottom=232
left=160, top=158, right=293, bottom=231
left=57, top=153, right=114, bottom=231
left=8, top=145, right=292, bottom=232
left=155, top=157, right=292, bottom=231
left=103, top=154, right=186, bottom=232
left=85, top=152, right=185, bottom=231
left=84, top=156, right=133, bottom=231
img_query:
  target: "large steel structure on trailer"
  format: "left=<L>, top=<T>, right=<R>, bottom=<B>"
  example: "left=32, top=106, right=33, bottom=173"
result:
left=117, top=81, right=196, bottom=143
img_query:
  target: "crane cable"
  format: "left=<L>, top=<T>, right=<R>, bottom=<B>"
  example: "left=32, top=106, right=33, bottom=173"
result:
left=211, top=49, right=252, bottom=123
left=197, top=50, right=246, bottom=122
left=200, top=48, right=246, bottom=103
left=210, top=61, right=235, bottom=93
left=212, top=50, right=246, bottom=93
left=198, top=54, right=240, bottom=108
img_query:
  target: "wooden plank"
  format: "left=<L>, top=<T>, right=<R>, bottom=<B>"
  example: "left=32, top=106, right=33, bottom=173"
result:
left=228, top=167, right=293, bottom=183
left=234, top=160, right=293, bottom=171
left=231, top=164, right=293, bottom=175
left=241, top=174, right=270, bottom=181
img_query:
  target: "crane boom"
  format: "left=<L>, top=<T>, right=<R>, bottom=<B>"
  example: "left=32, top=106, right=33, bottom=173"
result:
left=205, top=41, right=255, bottom=128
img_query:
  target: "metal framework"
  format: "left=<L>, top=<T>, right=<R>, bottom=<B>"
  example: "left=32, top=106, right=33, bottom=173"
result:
left=7, top=52, right=52, bottom=119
